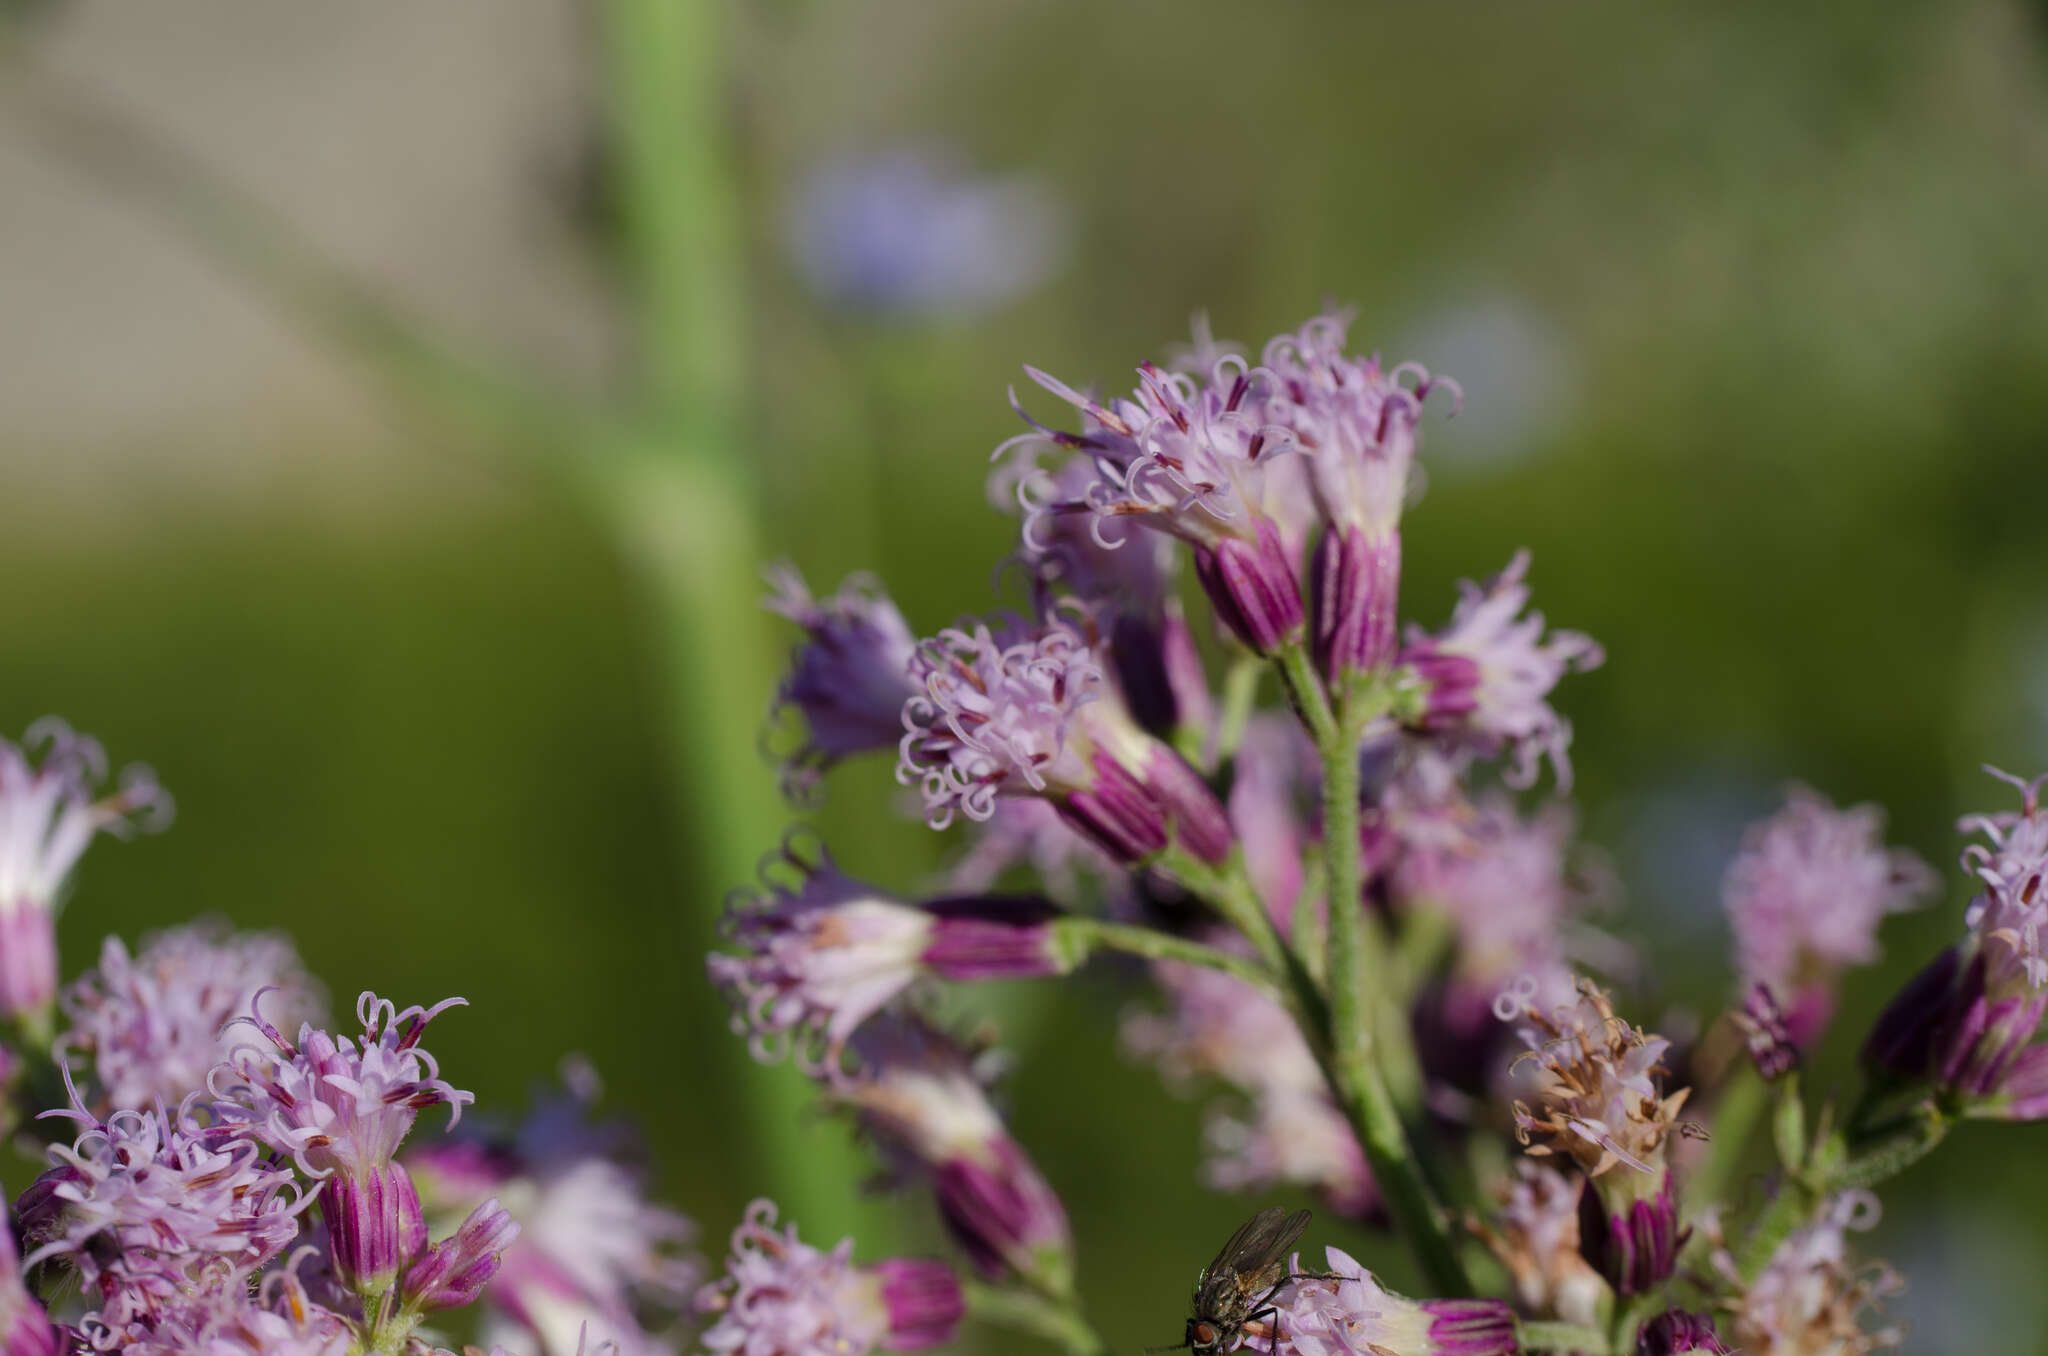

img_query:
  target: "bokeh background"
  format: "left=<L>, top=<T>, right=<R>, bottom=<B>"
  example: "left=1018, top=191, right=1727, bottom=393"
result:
left=5, top=2, right=2048, bottom=1350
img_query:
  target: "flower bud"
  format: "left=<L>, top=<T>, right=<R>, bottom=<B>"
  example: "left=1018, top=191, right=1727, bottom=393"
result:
left=324, top=1161, right=428, bottom=1294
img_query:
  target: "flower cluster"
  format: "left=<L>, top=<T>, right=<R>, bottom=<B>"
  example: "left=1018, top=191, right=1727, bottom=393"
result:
left=1237, top=1246, right=1515, bottom=1356
left=0, top=718, right=703, bottom=1356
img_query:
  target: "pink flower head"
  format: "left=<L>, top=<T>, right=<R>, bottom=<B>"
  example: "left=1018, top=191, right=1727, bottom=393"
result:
left=18, top=1078, right=309, bottom=1311
left=60, top=923, right=326, bottom=1111
left=1506, top=981, right=1688, bottom=1183
left=1000, top=348, right=1306, bottom=655
left=765, top=566, right=920, bottom=798
left=410, top=1066, right=698, bottom=1356
left=897, top=616, right=1229, bottom=865
left=1718, top=1191, right=1900, bottom=1355
left=1398, top=552, right=1601, bottom=790
left=1238, top=1246, right=1514, bottom=1356
left=1259, top=310, right=1456, bottom=541
left=81, top=1252, right=352, bottom=1356
left=1723, top=787, right=1935, bottom=1042
left=695, top=1201, right=962, bottom=1356
left=212, top=990, right=472, bottom=1179
left=709, top=845, right=1065, bottom=1073
left=1122, top=948, right=1373, bottom=1213
left=1960, top=766, right=2048, bottom=997
left=840, top=1017, right=1070, bottom=1284
left=1475, top=1162, right=1604, bottom=1328
left=0, top=720, right=170, bottom=1018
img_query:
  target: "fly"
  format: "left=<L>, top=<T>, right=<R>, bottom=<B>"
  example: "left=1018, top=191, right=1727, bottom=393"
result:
left=1150, top=1206, right=1317, bottom=1356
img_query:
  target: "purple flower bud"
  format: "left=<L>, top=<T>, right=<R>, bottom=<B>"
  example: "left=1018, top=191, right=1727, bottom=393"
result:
left=1735, top=983, right=1799, bottom=1081
left=401, top=1196, right=518, bottom=1312
left=896, top=616, right=1230, bottom=865
left=1398, top=552, right=1601, bottom=790
left=1862, top=943, right=1962, bottom=1080
left=840, top=1017, right=1071, bottom=1285
left=0, top=1212, right=58, bottom=1356
left=1311, top=525, right=1402, bottom=681
left=697, top=1200, right=962, bottom=1356
left=868, top=1259, right=965, bottom=1352
left=1635, top=1309, right=1730, bottom=1355
left=1192, top=517, right=1306, bottom=656
left=765, top=567, right=920, bottom=797
left=1579, top=1173, right=1683, bottom=1297
left=1723, top=788, right=1934, bottom=1047
left=60, top=923, right=325, bottom=1111
left=0, top=720, right=169, bottom=1020
left=321, top=1160, right=427, bottom=1293
left=710, top=852, right=1067, bottom=1070
left=1237, top=1246, right=1513, bottom=1356
left=212, top=991, right=472, bottom=1179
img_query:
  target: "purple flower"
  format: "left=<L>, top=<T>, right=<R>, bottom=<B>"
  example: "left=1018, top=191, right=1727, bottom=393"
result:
left=1396, top=797, right=1586, bottom=1022
left=765, top=567, right=920, bottom=798
left=1255, top=311, right=1458, bottom=681
left=1474, top=1162, right=1603, bottom=1328
left=1863, top=770, right=2048, bottom=1110
left=695, top=1201, right=963, bottom=1356
left=0, top=720, right=169, bottom=1020
left=709, top=848, right=1067, bottom=1072
left=213, top=991, right=472, bottom=1179
left=1237, top=1246, right=1514, bottom=1356
left=1716, top=1191, right=1901, bottom=1355
left=0, top=1207, right=58, bottom=1356
left=1397, top=552, right=1601, bottom=790
left=81, top=1256, right=353, bottom=1356
left=896, top=615, right=1231, bottom=865
left=1505, top=982, right=1691, bottom=1293
left=59, top=923, right=325, bottom=1111
left=1634, top=1310, right=1729, bottom=1355
left=1722, top=788, right=1935, bottom=1046
left=1733, top=983, right=1799, bottom=1081
left=408, top=1068, right=698, bottom=1356
left=838, top=1017, right=1070, bottom=1286
left=1002, top=354, right=1306, bottom=655
left=19, top=1086, right=308, bottom=1319
left=1122, top=947, right=1373, bottom=1214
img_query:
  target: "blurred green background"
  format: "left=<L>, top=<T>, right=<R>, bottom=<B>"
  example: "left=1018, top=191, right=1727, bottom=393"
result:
left=4, top=2, right=2048, bottom=1351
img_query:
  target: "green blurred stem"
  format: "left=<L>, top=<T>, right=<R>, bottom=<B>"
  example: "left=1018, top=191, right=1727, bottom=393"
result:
left=966, top=1280, right=1107, bottom=1356
left=1685, top=1065, right=1765, bottom=1214
left=1055, top=917, right=1278, bottom=997
left=1519, top=1320, right=1610, bottom=1355
left=599, top=0, right=879, bottom=1242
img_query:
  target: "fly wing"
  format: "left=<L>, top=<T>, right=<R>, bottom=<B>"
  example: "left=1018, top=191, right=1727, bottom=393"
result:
left=1198, top=1208, right=1312, bottom=1304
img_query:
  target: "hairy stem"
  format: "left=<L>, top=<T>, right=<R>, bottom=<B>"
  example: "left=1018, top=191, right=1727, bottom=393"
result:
left=1056, top=917, right=1280, bottom=997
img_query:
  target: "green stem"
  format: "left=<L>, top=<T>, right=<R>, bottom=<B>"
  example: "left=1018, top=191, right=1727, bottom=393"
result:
left=966, top=1280, right=1108, bottom=1356
left=1685, top=1066, right=1766, bottom=1214
left=1056, top=917, right=1278, bottom=996
left=1274, top=646, right=1337, bottom=745
left=1207, top=653, right=1265, bottom=772
left=1519, top=1319, right=1612, bottom=1355
left=1734, top=1180, right=1815, bottom=1285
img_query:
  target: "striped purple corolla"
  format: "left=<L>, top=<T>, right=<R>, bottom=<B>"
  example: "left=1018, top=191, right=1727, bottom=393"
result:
left=709, top=849, right=1068, bottom=1073
left=896, top=615, right=1230, bottom=866
left=1634, top=1310, right=1730, bottom=1354
left=696, top=1200, right=963, bottom=1356
left=0, top=720, right=169, bottom=1021
left=840, top=1017, right=1070, bottom=1288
